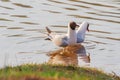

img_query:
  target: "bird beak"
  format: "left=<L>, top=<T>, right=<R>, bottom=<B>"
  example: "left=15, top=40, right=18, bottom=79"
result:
left=76, top=24, right=79, bottom=27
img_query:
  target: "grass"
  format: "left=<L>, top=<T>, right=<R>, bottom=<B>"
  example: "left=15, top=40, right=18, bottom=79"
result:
left=0, top=64, right=119, bottom=80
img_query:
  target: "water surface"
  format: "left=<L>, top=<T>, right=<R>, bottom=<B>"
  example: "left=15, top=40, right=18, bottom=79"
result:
left=0, top=0, right=120, bottom=76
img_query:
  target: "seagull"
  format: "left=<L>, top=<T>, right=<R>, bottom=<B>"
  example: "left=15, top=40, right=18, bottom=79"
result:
left=45, top=21, right=89, bottom=47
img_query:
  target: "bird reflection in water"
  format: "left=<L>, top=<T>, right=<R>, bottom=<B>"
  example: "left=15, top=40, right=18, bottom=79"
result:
left=47, top=44, right=90, bottom=66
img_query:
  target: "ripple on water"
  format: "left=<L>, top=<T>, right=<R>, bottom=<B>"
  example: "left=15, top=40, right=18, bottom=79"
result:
left=86, top=40, right=107, bottom=45
left=10, top=15, right=28, bottom=18
left=90, top=30, right=112, bottom=34
left=68, top=14, right=120, bottom=24
left=42, top=10, right=61, bottom=14
left=50, top=25, right=67, bottom=28
left=73, top=4, right=90, bottom=8
left=83, top=41, right=97, bottom=50
left=7, top=27, right=24, bottom=30
left=0, top=26, right=7, bottom=28
left=1, top=0, right=10, bottom=2
left=47, top=0, right=67, bottom=4
left=7, top=34, right=27, bottom=37
left=20, top=22, right=39, bottom=25
left=87, top=12, right=120, bottom=18
left=17, top=52, right=33, bottom=54
left=92, top=8, right=120, bottom=15
left=97, top=36, right=120, bottom=41
left=0, top=13, right=9, bottom=15
left=63, top=7, right=78, bottom=11
left=69, top=0, right=117, bottom=8
left=0, top=5, right=14, bottom=10
left=12, top=3, right=33, bottom=8
left=42, top=3, right=53, bottom=6
left=0, top=18, right=13, bottom=21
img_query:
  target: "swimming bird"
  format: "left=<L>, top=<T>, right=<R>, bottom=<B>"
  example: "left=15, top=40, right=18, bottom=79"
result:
left=45, top=21, right=89, bottom=47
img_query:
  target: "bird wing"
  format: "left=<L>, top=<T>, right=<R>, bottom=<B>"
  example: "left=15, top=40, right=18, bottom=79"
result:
left=45, top=27, right=56, bottom=40
left=46, top=27, right=52, bottom=34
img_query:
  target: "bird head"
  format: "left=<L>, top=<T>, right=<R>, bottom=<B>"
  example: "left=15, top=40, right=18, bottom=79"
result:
left=69, top=21, right=79, bottom=30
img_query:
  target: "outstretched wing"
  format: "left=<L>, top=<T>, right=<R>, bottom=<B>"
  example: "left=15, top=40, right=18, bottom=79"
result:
left=45, top=27, right=55, bottom=40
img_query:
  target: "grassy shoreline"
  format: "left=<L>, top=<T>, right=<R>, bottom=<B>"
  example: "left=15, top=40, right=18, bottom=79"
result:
left=0, top=64, right=119, bottom=80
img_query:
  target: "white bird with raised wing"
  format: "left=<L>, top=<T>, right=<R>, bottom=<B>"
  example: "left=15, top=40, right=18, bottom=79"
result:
left=45, top=21, right=89, bottom=47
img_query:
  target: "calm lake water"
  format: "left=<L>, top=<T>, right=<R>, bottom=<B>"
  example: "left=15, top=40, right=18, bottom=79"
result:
left=0, top=0, right=120, bottom=76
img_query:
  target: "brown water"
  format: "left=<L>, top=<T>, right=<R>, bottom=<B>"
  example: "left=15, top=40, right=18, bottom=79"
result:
left=0, top=0, right=120, bottom=76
